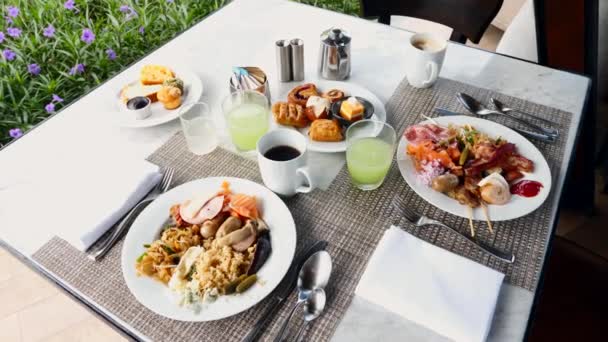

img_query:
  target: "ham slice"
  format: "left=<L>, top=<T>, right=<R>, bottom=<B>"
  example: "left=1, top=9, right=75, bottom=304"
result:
left=180, top=195, right=225, bottom=225
left=404, top=124, right=449, bottom=145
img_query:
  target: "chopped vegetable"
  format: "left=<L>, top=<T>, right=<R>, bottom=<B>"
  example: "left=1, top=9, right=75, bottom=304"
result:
left=143, top=244, right=151, bottom=248
left=161, top=244, right=175, bottom=255
left=136, top=252, right=147, bottom=262
left=459, top=146, right=469, bottom=165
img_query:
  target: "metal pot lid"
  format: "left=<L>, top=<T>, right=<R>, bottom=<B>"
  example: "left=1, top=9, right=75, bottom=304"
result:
left=321, top=27, right=351, bottom=46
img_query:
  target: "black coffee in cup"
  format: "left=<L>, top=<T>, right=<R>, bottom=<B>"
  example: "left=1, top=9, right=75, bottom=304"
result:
left=264, top=145, right=301, bottom=161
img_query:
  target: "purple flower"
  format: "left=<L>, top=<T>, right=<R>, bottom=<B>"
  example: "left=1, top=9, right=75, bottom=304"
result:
left=138, top=26, right=145, bottom=34
left=43, top=24, right=55, bottom=38
left=119, top=4, right=137, bottom=19
left=0, top=31, right=4, bottom=43
left=167, top=0, right=174, bottom=3
left=7, top=6, right=19, bottom=18
left=69, top=63, right=85, bottom=75
left=64, top=0, right=75, bottom=10
left=106, top=48, right=117, bottom=60
left=4, top=16, right=12, bottom=24
left=7, top=27, right=21, bottom=38
left=81, top=28, right=95, bottom=44
left=52, top=94, right=63, bottom=103
left=45, top=102, right=55, bottom=113
left=28, top=63, right=41, bottom=75
left=2, top=49, right=16, bottom=61
left=9, top=128, right=23, bottom=139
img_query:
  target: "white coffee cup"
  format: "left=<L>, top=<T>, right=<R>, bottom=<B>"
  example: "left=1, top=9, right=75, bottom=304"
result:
left=256, top=129, right=314, bottom=197
left=406, top=32, right=447, bottom=88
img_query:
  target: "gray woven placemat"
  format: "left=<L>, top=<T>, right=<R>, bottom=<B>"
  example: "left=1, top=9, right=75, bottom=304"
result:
left=32, top=77, right=572, bottom=341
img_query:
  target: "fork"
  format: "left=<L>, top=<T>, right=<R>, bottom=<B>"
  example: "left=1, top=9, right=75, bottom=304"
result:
left=88, top=168, right=175, bottom=261
left=391, top=196, right=515, bottom=263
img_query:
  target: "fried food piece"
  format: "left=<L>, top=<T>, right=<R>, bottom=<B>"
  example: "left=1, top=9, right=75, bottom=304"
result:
left=309, top=119, right=343, bottom=142
left=272, top=102, right=309, bottom=128
left=288, top=83, right=319, bottom=106
left=140, top=65, right=175, bottom=85
left=157, top=86, right=182, bottom=110
left=322, top=89, right=345, bottom=103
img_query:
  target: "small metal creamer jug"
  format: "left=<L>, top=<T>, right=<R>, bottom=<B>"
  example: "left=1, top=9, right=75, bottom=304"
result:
left=318, top=28, right=351, bottom=80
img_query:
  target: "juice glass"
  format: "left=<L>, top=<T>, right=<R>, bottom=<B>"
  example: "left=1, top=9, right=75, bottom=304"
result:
left=222, top=90, right=270, bottom=151
left=179, top=102, right=218, bottom=155
left=346, top=120, right=396, bottom=190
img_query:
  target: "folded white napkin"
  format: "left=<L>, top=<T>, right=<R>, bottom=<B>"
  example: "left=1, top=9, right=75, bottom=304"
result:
left=1, top=160, right=161, bottom=252
left=356, top=226, right=504, bottom=342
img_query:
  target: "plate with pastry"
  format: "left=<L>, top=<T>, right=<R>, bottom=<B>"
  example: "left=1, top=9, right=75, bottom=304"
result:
left=112, top=64, right=203, bottom=128
left=272, top=81, right=386, bottom=153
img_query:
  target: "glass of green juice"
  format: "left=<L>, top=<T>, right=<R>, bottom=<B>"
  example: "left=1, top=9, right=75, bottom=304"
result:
left=222, top=90, right=270, bottom=151
left=346, top=120, right=396, bottom=190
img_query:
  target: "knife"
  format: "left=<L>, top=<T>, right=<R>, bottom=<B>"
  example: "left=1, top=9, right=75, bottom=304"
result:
left=241, top=240, right=329, bottom=342
left=434, top=108, right=556, bottom=143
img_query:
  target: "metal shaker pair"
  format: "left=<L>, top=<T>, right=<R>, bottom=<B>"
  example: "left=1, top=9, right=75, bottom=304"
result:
left=275, top=39, right=305, bottom=82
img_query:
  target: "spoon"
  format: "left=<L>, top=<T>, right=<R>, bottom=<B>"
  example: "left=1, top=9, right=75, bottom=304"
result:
left=490, top=98, right=558, bottom=128
left=457, top=93, right=559, bottom=137
left=273, top=251, right=332, bottom=342
left=294, top=288, right=327, bottom=342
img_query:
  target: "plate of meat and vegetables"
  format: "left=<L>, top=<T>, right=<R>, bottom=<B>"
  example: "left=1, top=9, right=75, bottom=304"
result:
left=398, top=115, right=551, bottom=234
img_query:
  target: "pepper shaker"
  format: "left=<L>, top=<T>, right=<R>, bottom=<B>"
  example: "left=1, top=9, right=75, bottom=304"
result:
left=290, top=38, right=305, bottom=81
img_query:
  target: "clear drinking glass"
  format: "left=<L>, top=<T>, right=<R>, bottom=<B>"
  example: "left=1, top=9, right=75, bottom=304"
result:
left=346, top=120, right=397, bottom=190
left=179, top=102, right=218, bottom=155
left=222, top=90, right=270, bottom=151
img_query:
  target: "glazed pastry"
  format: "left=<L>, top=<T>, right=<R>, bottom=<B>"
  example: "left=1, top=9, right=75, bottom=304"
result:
left=140, top=65, right=175, bottom=85
left=322, top=89, right=346, bottom=103
left=272, top=102, right=309, bottom=128
left=287, top=83, right=319, bottom=106
left=157, top=86, right=182, bottom=110
left=309, top=119, right=343, bottom=142
left=340, top=97, right=364, bottom=122
left=304, top=96, right=330, bottom=121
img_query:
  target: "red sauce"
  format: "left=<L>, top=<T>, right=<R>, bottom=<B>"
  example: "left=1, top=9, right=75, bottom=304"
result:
left=510, top=180, right=543, bottom=197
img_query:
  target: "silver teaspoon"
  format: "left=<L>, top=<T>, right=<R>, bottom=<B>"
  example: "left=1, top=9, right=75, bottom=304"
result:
left=273, top=251, right=332, bottom=342
left=294, top=288, right=327, bottom=342
left=457, top=93, right=558, bottom=137
left=491, top=98, right=559, bottom=128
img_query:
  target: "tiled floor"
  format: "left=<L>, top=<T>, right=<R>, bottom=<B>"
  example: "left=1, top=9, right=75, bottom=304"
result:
left=0, top=248, right=126, bottom=342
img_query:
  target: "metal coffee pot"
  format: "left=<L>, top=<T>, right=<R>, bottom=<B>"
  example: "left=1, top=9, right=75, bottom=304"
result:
left=318, top=28, right=351, bottom=80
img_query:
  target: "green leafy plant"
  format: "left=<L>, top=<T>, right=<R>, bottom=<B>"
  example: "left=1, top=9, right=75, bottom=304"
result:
left=0, top=0, right=359, bottom=145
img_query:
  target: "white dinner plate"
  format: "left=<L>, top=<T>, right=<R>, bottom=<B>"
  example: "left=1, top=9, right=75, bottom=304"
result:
left=111, top=66, right=203, bottom=128
left=121, top=177, right=296, bottom=321
left=397, top=116, right=552, bottom=221
left=272, top=80, right=387, bottom=153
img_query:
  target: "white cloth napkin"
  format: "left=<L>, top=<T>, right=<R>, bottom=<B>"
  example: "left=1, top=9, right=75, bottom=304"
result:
left=356, top=226, right=504, bottom=342
left=0, top=160, right=161, bottom=251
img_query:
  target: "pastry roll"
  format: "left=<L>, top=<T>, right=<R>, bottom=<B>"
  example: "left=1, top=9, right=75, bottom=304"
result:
left=309, top=119, right=343, bottom=142
left=322, top=89, right=346, bottom=103
left=288, top=83, right=319, bottom=106
left=272, top=102, right=309, bottom=128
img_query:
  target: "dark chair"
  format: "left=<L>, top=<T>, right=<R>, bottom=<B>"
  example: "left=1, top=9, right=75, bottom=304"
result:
left=359, top=0, right=504, bottom=44
left=528, top=236, right=608, bottom=341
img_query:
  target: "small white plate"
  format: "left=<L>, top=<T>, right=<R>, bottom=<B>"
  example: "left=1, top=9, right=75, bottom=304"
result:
left=273, top=80, right=387, bottom=153
left=111, top=67, right=203, bottom=128
left=397, top=116, right=552, bottom=221
left=121, top=177, right=296, bottom=321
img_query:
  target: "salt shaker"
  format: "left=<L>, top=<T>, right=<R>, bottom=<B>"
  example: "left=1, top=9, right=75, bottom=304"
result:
left=276, top=40, right=292, bottom=82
